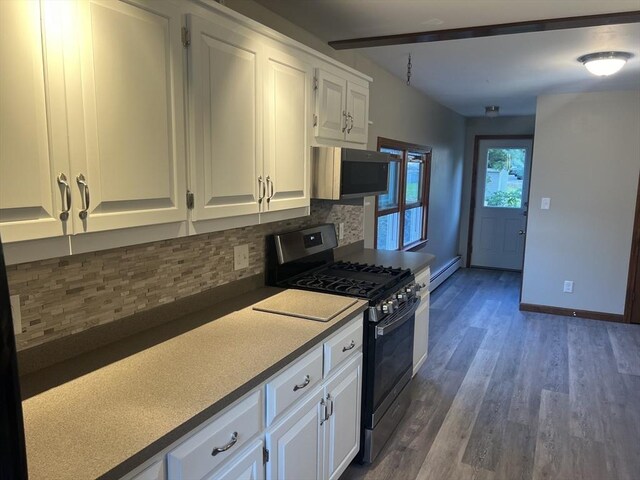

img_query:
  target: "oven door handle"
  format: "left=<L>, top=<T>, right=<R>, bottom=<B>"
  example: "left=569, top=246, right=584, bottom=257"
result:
left=376, top=299, right=420, bottom=337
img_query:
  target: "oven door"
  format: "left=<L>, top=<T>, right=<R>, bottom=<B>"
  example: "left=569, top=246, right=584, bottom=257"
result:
left=365, top=297, right=419, bottom=428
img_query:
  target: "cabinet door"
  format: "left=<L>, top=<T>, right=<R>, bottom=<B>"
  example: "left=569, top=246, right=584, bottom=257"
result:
left=0, top=0, right=71, bottom=242
left=209, top=440, right=265, bottom=480
left=265, top=385, right=324, bottom=480
left=413, top=294, right=430, bottom=376
left=345, top=82, right=369, bottom=144
left=188, top=14, right=263, bottom=221
left=71, top=0, right=187, bottom=233
left=263, top=46, right=311, bottom=212
left=324, top=353, right=362, bottom=480
left=315, top=69, right=346, bottom=142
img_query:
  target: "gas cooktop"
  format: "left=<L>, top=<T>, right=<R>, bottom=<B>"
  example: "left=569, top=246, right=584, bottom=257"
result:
left=287, top=261, right=411, bottom=300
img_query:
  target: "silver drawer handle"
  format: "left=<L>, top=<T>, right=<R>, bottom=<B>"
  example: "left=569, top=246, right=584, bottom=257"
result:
left=342, top=340, right=356, bottom=352
left=211, top=432, right=238, bottom=456
left=293, top=374, right=311, bottom=392
left=76, top=174, right=90, bottom=220
left=57, top=173, right=71, bottom=221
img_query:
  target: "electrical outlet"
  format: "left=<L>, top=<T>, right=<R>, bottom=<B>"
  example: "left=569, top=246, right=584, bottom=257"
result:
left=233, top=244, right=249, bottom=270
left=541, top=197, right=551, bottom=210
left=339, top=222, right=345, bottom=240
left=10, top=294, right=21, bottom=333
left=563, top=280, right=574, bottom=293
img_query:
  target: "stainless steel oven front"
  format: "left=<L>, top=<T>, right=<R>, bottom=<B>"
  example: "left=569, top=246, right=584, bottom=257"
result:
left=361, top=296, right=419, bottom=463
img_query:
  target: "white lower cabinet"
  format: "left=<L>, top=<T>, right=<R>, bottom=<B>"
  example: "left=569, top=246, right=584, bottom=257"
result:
left=208, top=440, right=265, bottom=480
left=413, top=267, right=431, bottom=376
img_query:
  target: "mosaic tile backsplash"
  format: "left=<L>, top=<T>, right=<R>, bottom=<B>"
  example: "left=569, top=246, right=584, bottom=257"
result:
left=7, top=201, right=363, bottom=351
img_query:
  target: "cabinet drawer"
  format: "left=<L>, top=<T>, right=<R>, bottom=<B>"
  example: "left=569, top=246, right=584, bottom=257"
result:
left=167, top=390, right=262, bottom=480
left=324, top=315, right=363, bottom=377
left=266, top=346, right=323, bottom=426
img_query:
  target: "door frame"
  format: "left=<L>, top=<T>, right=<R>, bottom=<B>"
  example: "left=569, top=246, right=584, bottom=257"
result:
left=624, top=172, right=640, bottom=323
left=467, top=134, right=534, bottom=268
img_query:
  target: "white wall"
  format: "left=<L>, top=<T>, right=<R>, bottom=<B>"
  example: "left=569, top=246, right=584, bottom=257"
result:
left=521, top=90, right=640, bottom=315
left=459, top=116, right=536, bottom=264
left=224, top=0, right=466, bottom=275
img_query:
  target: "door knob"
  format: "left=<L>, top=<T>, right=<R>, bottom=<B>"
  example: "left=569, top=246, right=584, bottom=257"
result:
left=518, top=230, right=526, bottom=235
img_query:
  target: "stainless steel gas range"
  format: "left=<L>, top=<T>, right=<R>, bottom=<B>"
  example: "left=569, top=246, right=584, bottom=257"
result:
left=266, top=224, right=423, bottom=463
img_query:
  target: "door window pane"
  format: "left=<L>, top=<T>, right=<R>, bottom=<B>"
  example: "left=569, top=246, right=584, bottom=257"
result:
left=403, top=206, right=423, bottom=246
left=377, top=160, right=399, bottom=210
left=405, top=156, right=423, bottom=205
left=483, top=148, right=526, bottom=208
left=376, top=212, right=399, bottom=250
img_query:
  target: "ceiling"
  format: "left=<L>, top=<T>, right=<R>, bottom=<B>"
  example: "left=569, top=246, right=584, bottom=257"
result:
left=252, top=0, right=640, bottom=116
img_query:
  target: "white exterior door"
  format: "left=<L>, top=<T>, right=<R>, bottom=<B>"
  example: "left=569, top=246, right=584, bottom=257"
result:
left=0, top=0, right=71, bottom=242
left=265, top=386, right=323, bottom=480
left=71, top=0, right=187, bottom=233
left=263, top=45, right=311, bottom=213
left=210, top=440, right=265, bottom=480
left=315, top=69, right=346, bottom=142
left=345, top=82, right=369, bottom=144
left=188, top=14, right=263, bottom=221
left=471, top=137, right=533, bottom=270
left=323, top=354, right=362, bottom=480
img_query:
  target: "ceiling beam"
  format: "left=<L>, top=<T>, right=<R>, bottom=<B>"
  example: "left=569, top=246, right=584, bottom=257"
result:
left=328, top=11, right=640, bottom=50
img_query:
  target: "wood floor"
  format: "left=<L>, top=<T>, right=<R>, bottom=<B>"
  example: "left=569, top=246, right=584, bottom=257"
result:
left=343, top=268, right=640, bottom=480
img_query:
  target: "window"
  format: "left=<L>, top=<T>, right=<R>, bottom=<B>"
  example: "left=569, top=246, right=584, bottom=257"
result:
left=375, top=138, right=431, bottom=251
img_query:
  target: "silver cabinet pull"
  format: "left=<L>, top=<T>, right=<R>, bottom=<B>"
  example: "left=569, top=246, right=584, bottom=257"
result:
left=347, top=113, right=354, bottom=133
left=342, top=340, right=356, bottom=352
left=342, top=110, right=348, bottom=132
left=57, top=173, right=71, bottom=221
left=258, top=176, right=265, bottom=204
left=320, top=398, right=327, bottom=425
left=293, top=374, right=310, bottom=392
left=327, top=394, right=334, bottom=417
left=76, top=174, right=90, bottom=220
left=266, top=176, right=275, bottom=203
left=211, top=432, right=238, bottom=456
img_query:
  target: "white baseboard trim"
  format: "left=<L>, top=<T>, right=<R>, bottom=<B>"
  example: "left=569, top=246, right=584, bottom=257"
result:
left=430, top=256, right=462, bottom=292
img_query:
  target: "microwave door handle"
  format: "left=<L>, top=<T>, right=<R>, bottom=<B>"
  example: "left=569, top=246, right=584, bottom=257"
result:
left=376, top=299, right=420, bottom=337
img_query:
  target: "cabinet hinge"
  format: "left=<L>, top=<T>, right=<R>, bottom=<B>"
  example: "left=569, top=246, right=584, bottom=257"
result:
left=313, top=114, right=318, bottom=127
left=186, top=190, right=194, bottom=209
left=263, top=447, right=270, bottom=464
left=313, top=76, right=318, bottom=91
left=181, top=27, right=191, bottom=47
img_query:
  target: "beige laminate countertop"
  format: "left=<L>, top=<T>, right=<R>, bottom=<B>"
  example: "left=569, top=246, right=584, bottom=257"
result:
left=21, top=292, right=368, bottom=480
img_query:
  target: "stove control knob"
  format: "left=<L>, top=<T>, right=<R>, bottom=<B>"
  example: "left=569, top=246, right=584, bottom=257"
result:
left=382, top=300, right=395, bottom=314
left=396, top=291, right=407, bottom=302
left=405, top=285, right=416, bottom=296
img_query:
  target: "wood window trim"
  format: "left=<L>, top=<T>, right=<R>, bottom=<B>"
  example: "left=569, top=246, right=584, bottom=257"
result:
left=374, top=137, right=432, bottom=251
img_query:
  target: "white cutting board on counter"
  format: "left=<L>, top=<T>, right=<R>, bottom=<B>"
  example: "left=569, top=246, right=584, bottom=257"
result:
left=253, top=290, right=357, bottom=322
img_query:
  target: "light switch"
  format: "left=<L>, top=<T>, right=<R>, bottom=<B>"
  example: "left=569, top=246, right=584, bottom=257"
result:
left=541, top=197, right=551, bottom=210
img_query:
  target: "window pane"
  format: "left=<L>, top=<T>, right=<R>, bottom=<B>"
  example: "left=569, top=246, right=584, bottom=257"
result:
left=376, top=212, right=399, bottom=250
left=377, top=160, right=399, bottom=210
left=483, top=148, right=526, bottom=208
left=405, top=158, right=423, bottom=205
left=403, top=206, right=423, bottom=246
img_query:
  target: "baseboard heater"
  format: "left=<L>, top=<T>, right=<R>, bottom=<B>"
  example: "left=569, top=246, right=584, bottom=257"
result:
left=430, top=256, right=462, bottom=292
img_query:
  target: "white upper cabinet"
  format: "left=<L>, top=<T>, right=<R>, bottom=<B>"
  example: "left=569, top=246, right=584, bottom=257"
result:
left=187, top=14, right=263, bottom=221
left=69, top=0, right=187, bottom=233
left=0, top=0, right=71, bottom=242
left=263, top=44, right=311, bottom=213
left=314, top=68, right=369, bottom=145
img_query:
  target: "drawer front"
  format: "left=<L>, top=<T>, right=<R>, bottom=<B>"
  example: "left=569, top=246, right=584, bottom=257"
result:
left=324, top=315, right=363, bottom=377
left=415, top=267, right=430, bottom=298
left=266, top=346, right=323, bottom=426
left=167, top=390, right=262, bottom=480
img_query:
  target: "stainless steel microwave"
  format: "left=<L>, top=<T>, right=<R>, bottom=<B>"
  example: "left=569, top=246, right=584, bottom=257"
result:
left=311, top=147, right=390, bottom=200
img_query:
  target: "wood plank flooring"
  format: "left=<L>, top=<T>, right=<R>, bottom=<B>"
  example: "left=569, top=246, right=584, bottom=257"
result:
left=342, top=268, right=640, bottom=480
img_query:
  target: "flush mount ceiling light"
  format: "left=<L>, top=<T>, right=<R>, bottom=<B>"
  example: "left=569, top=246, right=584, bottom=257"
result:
left=485, top=105, right=499, bottom=118
left=578, top=51, right=632, bottom=76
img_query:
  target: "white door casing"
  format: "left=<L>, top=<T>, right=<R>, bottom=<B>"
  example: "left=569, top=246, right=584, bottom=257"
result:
left=71, top=0, right=187, bottom=233
left=471, top=138, right=533, bottom=270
